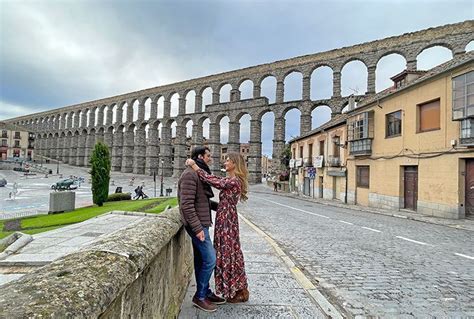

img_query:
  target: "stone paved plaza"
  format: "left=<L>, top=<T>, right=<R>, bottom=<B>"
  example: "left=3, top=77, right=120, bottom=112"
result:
left=0, top=163, right=178, bottom=219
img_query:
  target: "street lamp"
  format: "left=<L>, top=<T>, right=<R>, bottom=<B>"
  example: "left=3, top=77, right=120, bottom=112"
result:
left=160, top=159, right=164, bottom=197
left=56, top=160, right=60, bottom=175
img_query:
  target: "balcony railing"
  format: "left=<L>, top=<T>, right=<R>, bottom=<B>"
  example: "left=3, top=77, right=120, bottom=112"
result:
left=349, top=138, right=372, bottom=156
left=327, top=155, right=341, bottom=167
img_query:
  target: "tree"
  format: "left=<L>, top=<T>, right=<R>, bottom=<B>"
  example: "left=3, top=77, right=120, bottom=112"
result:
left=90, top=142, right=111, bottom=207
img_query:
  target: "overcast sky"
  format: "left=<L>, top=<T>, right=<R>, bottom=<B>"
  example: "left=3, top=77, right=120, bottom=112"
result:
left=1, top=0, right=473, bottom=155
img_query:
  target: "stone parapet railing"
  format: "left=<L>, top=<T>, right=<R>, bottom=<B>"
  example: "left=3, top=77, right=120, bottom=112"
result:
left=0, top=208, right=193, bottom=318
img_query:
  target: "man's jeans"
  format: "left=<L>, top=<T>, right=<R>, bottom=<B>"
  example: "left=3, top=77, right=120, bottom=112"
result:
left=185, top=226, right=216, bottom=300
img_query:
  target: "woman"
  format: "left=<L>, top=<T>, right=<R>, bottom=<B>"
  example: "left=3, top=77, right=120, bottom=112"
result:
left=185, top=152, right=249, bottom=303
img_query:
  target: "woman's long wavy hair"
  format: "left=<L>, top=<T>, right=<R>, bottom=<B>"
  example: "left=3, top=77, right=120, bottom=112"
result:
left=227, top=152, right=248, bottom=202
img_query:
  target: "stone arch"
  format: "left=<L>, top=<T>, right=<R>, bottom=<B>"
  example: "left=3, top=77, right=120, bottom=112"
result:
left=119, top=101, right=128, bottom=123
left=282, top=68, right=304, bottom=78
left=170, top=93, right=180, bottom=117
left=375, top=53, right=406, bottom=93
left=142, top=97, right=152, bottom=120
left=465, top=40, right=474, bottom=52
left=341, top=59, right=368, bottom=96
left=283, top=71, right=303, bottom=102
left=416, top=42, right=454, bottom=56
left=311, top=104, right=332, bottom=129
left=238, top=79, right=254, bottom=100
left=156, top=96, right=165, bottom=118
left=281, top=106, right=301, bottom=141
left=219, top=83, right=232, bottom=103
left=310, top=65, right=333, bottom=100
left=185, top=90, right=196, bottom=114
left=260, top=75, right=277, bottom=104
left=200, top=86, right=213, bottom=112
left=416, top=45, right=453, bottom=70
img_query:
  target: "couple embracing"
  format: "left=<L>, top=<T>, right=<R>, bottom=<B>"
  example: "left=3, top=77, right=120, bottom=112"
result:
left=178, top=146, right=249, bottom=312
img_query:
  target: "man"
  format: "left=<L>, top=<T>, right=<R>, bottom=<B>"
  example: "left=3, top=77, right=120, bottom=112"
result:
left=178, top=146, right=224, bottom=312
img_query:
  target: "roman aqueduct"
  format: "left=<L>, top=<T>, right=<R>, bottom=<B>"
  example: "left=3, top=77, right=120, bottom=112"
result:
left=4, top=21, right=473, bottom=183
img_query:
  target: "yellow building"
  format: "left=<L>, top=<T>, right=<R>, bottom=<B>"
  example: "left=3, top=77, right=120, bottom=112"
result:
left=0, top=122, right=35, bottom=161
left=289, top=114, right=348, bottom=201
left=346, top=52, right=473, bottom=219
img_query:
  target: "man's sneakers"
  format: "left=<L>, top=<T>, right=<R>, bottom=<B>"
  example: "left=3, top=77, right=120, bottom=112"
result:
left=207, top=292, right=226, bottom=305
left=192, top=296, right=217, bottom=312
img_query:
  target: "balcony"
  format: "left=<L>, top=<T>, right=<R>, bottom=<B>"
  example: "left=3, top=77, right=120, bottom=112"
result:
left=327, top=155, right=341, bottom=167
left=14, top=134, right=21, bottom=139
left=349, top=138, right=372, bottom=156
left=460, top=119, right=474, bottom=147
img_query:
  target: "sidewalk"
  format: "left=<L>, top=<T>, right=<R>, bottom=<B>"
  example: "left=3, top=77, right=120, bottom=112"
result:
left=251, top=184, right=474, bottom=232
left=0, top=211, right=154, bottom=286
left=178, top=214, right=339, bottom=319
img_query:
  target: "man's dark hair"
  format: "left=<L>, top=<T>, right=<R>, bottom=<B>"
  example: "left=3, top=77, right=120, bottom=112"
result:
left=191, top=146, right=210, bottom=160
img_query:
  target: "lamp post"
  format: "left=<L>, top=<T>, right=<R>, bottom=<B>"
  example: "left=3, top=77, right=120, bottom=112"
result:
left=160, top=159, right=164, bottom=197
left=56, top=160, right=60, bottom=175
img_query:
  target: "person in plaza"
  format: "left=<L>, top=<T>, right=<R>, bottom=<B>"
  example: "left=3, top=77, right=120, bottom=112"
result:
left=185, top=152, right=250, bottom=303
left=178, top=146, right=224, bottom=312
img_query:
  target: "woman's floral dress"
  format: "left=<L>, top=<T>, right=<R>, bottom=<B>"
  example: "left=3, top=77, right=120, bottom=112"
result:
left=196, top=169, right=248, bottom=299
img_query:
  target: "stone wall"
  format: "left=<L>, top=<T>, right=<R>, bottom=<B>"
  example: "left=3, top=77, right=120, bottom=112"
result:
left=0, top=208, right=193, bottom=319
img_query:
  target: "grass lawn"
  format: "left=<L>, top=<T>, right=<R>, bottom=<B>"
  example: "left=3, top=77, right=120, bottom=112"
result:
left=0, top=197, right=178, bottom=239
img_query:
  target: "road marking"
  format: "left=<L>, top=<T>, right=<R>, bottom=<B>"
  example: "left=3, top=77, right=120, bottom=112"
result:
left=338, top=220, right=353, bottom=225
left=361, top=226, right=381, bottom=233
left=454, top=253, right=474, bottom=260
left=253, top=196, right=330, bottom=219
left=396, top=236, right=433, bottom=246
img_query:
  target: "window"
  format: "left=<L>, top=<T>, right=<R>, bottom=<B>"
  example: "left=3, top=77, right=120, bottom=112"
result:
left=452, top=71, right=474, bottom=120
left=319, top=140, right=325, bottom=156
left=299, top=146, right=303, bottom=158
left=1, top=130, right=7, bottom=138
left=418, top=99, right=440, bottom=132
left=386, top=110, right=402, bottom=137
left=461, top=118, right=474, bottom=139
left=1, top=139, right=6, bottom=146
left=292, top=148, right=296, bottom=159
left=308, top=143, right=313, bottom=165
left=356, top=166, right=370, bottom=188
left=14, top=140, right=20, bottom=147
left=14, top=131, right=21, bottom=139
left=333, top=136, right=340, bottom=157
left=222, top=147, right=227, bottom=154
left=347, top=111, right=374, bottom=141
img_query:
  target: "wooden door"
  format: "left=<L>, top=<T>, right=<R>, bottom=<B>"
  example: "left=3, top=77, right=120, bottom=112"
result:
left=465, top=159, right=474, bottom=216
left=404, top=166, right=418, bottom=210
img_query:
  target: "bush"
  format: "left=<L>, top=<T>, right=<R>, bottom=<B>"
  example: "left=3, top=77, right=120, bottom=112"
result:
left=90, top=142, right=111, bottom=207
left=107, top=193, right=132, bottom=202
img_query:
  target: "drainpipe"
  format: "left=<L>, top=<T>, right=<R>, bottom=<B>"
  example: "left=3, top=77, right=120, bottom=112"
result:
left=344, top=166, right=348, bottom=204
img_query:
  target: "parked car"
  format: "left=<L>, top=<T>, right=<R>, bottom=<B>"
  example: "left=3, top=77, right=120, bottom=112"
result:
left=51, top=179, right=78, bottom=191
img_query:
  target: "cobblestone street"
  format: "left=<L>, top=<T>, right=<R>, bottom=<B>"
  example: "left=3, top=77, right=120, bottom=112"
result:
left=240, top=184, right=474, bottom=317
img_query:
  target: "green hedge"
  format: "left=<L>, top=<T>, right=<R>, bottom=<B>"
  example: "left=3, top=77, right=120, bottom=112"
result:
left=107, top=193, right=132, bottom=202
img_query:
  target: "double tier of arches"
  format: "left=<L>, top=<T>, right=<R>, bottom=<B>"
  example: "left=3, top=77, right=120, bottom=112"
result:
left=8, top=21, right=474, bottom=183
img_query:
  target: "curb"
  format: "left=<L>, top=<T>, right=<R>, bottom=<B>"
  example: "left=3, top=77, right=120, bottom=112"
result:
left=250, top=188, right=474, bottom=232
left=239, top=213, right=344, bottom=319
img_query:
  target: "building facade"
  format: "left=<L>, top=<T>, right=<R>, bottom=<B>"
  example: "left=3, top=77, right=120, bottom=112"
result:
left=0, top=122, right=35, bottom=161
left=289, top=114, right=348, bottom=201
left=346, top=53, right=474, bottom=219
